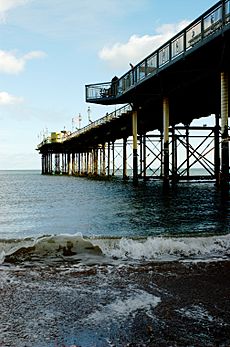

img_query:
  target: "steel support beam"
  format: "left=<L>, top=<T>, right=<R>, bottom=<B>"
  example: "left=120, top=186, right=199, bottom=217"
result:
left=220, top=72, right=229, bottom=185
left=171, top=125, right=178, bottom=182
left=100, top=144, right=106, bottom=176
left=107, top=142, right=110, bottom=176
left=163, top=97, right=169, bottom=186
left=112, top=141, right=115, bottom=176
left=132, top=110, right=138, bottom=185
left=93, top=148, right=98, bottom=175
left=68, top=153, right=71, bottom=175
left=215, top=114, right=220, bottom=184
left=123, top=137, right=128, bottom=180
left=186, top=126, right=190, bottom=179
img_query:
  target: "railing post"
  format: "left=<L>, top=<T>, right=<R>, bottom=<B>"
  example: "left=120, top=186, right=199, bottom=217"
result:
left=222, top=0, right=226, bottom=24
left=201, top=15, right=204, bottom=40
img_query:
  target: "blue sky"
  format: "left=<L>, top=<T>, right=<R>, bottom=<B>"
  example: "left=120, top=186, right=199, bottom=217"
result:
left=0, top=0, right=218, bottom=169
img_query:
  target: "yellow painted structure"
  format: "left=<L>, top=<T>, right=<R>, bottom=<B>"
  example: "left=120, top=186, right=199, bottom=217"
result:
left=51, top=132, right=62, bottom=143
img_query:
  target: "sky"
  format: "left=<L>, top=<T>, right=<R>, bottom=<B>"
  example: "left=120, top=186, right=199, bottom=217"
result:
left=0, top=0, right=219, bottom=169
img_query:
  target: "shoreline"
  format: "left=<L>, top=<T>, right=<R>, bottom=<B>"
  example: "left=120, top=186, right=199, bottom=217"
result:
left=1, top=259, right=230, bottom=346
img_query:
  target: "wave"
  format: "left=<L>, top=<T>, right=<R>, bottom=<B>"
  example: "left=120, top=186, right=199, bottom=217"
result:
left=0, top=233, right=230, bottom=265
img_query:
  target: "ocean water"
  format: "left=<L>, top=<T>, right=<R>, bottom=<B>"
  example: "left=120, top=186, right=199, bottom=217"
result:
left=0, top=170, right=230, bottom=347
left=0, top=170, right=229, bottom=239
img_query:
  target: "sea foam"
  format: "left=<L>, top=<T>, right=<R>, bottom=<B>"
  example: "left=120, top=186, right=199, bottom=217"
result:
left=0, top=233, right=230, bottom=264
left=93, top=233, right=230, bottom=261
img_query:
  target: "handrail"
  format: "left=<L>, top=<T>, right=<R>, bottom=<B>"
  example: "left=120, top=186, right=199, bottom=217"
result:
left=86, top=0, right=230, bottom=102
left=37, top=103, right=132, bottom=149
left=66, top=103, right=131, bottom=141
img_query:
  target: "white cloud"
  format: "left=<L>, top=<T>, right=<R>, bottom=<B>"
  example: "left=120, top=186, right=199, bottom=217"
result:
left=23, top=51, right=46, bottom=60
left=0, top=0, right=29, bottom=22
left=0, top=91, right=23, bottom=105
left=99, top=20, right=190, bottom=69
left=0, top=50, right=46, bottom=74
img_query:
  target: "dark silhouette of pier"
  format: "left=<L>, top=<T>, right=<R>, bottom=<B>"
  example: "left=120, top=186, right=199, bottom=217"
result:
left=37, top=0, right=229, bottom=186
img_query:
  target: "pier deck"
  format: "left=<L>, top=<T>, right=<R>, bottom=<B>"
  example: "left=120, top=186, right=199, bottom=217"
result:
left=37, top=1, right=230, bottom=185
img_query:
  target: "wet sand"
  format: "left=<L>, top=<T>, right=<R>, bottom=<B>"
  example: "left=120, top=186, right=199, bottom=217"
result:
left=0, top=260, right=230, bottom=347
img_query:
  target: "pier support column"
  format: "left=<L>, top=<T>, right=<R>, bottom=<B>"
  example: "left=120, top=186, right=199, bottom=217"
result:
left=47, top=153, right=50, bottom=174
left=90, top=150, right=93, bottom=175
left=61, top=153, right=65, bottom=174
left=143, top=134, right=147, bottom=180
left=48, top=153, right=52, bottom=174
left=107, top=142, right=110, bottom=176
left=132, top=110, right=138, bottom=185
left=43, top=154, right=47, bottom=174
left=100, top=144, right=106, bottom=176
left=63, top=152, right=67, bottom=174
left=80, top=153, right=84, bottom=175
left=215, top=114, right=220, bottom=184
left=220, top=72, right=229, bottom=186
left=41, top=154, right=45, bottom=174
left=55, top=153, right=60, bottom=174
left=46, top=153, right=49, bottom=174
left=86, top=151, right=90, bottom=175
left=123, top=137, right=128, bottom=180
left=171, top=125, right=178, bottom=182
left=85, top=152, right=87, bottom=174
left=112, top=141, right=115, bottom=176
left=77, top=153, right=80, bottom=175
left=72, top=153, right=75, bottom=175
left=139, top=134, right=146, bottom=180
left=139, top=135, right=143, bottom=178
left=93, top=148, right=98, bottom=176
left=51, top=153, right=53, bottom=174
left=160, top=130, right=163, bottom=177
left=67, top=153, right=72, bottom=176
left=186, top=125, right=190, bottom=179
left=163, top=97, right=170, bottom=186
left=41, top=154, right=44, bottom=174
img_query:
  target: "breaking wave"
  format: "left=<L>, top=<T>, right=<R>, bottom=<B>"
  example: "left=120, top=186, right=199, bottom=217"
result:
left=0, top=233, right=230, bottom=265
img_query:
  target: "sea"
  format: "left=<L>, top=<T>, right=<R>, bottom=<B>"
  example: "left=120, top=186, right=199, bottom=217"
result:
left=0, top=170, right=230, bottom=347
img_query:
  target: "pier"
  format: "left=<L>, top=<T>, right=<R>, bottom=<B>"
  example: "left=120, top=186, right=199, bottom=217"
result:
left=37, top=0, right=230, bottom=186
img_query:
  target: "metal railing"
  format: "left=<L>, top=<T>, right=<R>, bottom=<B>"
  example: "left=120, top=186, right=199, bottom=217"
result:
left=37, top=104, right=132, bottom=149
left=66, top=103, right=132, bottom=141
left=86, top=0, right=230, bottom=102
